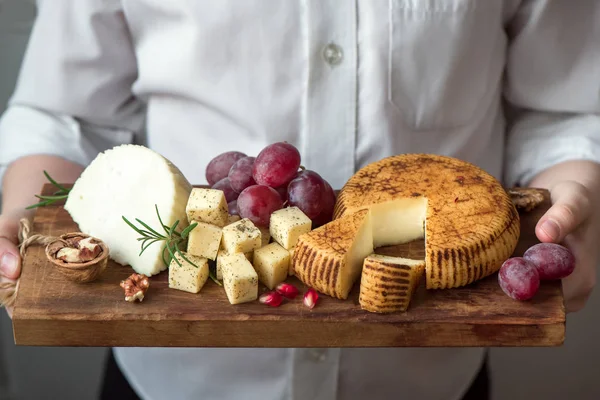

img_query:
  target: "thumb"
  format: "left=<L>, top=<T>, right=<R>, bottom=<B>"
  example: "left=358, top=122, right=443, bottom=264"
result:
left=0, top=216, right=22, bottom=280
left=0, top=238, right=21, bottom=280
left=536, top=181, right=592, bottom=243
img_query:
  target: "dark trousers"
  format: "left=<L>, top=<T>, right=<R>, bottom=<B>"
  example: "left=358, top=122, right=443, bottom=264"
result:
left=100, top=350, right=490, bottom=400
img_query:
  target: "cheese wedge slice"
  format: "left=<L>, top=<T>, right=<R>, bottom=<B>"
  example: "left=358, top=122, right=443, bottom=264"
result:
left=333, top=154, right=519, bottom=289
left=293, top=210, right=373, bottom=299
left=64, top=144, right=192, bottom=276
left=359, top=254, right=424, bottom=313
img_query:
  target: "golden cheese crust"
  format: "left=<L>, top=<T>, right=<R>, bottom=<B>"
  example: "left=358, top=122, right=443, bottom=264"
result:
left=359, top=256, right=425, bottom=313
left=334, top=154, right=520, bottom=289
left=293, top=210, right=370, bottom=299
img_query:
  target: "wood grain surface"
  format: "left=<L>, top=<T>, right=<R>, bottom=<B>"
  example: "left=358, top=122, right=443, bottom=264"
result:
left=11, top=185, right=565, bottom=347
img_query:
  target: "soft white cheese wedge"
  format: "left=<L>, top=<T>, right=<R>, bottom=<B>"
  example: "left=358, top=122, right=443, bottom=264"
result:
left=220, top=253, right=258, bottom=304
left=253, top=242, right=290, bottom=289
left=270, top=207, right=312, bottom=249
left=187, top=221, right=222, bottom=261
left=169, top=252, right=209, bottom=294
left=64, top=144, right=192, bottom=276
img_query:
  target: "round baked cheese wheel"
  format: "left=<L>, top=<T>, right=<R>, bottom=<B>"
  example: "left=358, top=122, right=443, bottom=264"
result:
left=333, top=154, right=520, bottom=290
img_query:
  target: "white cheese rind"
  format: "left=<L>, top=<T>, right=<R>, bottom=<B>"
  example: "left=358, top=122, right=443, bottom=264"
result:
left=220, top=253, right=259, bottom=304
left=187, top=221, right=222, bottom=261
left=168, top=252, right=209, bottom=294
left=64, top=144, right=192, bottom=276
left=253, top=242, right=290, bottom=289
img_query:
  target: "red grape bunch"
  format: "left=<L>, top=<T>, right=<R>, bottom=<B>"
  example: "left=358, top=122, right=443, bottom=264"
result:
left=205, top=142, right=336, bottom=228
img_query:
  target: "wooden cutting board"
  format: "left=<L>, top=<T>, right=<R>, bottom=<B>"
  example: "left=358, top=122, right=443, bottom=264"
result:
left=11, top=185, right=565, bottom=347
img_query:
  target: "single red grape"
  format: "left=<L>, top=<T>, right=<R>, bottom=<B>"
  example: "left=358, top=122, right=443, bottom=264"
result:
left=211, top=177, right=239, bottom=203
left=228, top=200, right=239, bottom=216
left=252, top=142, right=301, bottom=188
left=312, top=180, right=336, bottom=227
left=523, top=243, right=575, bottom=280
left=228, top=156, right=256, bottom=193
left=205, top=151, right=246, bottom=185
left=237, top=185, right=284, bottom=227
left=498, top=257, right=540, bottom=301
left=287, top=170, right=326, bottom=219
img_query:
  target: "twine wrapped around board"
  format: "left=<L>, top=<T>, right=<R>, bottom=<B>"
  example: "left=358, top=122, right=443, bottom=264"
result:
left=0, top=219, right=108, bottom=310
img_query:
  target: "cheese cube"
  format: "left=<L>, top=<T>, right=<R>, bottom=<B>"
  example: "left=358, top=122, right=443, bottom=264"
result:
left=227, top=214, right=241, bottom=225
left=216, top=248, right=252, bottom=279
left=253, top=243, right=290, bottom=289
left=288, top=247, right=296, bottom=276
left=221, top=218, right=262, bottom=254
left=259, top=226, right=270, bottom=247
left=270, top=207, right=312, bottom=249
left=220, top=253, right=258, bottom=304
left=186, top=188, right=229, bottom=227
left=187, top=221, right=222, bottom=261
left=168, top=252, right=209, bottom=293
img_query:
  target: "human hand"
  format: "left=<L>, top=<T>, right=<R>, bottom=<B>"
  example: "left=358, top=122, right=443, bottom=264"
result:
left=535, top=180, right=598, bottom=313
left=0, top=210, right=25, bottom=318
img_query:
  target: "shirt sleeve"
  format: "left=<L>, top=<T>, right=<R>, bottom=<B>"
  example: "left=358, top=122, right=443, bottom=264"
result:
left=503, top=0, right=600, bottom=187
left=0, top=0, right=144, bottom=188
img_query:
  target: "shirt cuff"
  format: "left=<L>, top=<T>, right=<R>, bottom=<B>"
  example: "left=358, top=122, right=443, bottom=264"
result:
left=504, top=111, right=600, bottom=187
left=0, top=105, right=135, bottom=191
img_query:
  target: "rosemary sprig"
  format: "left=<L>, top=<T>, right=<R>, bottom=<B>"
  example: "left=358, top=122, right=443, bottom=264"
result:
left=123, top=205, right=221, bottom=286
left=26, top=170, right=71, bottom=209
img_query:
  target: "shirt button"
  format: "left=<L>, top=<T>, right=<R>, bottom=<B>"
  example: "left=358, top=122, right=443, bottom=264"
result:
left=308, top=348, right=327, bottom=362
left=322, top=43, right=343, bottom=66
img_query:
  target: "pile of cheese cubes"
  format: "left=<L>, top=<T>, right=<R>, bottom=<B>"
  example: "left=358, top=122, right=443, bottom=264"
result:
left=168, top=188, right=313, bottom=305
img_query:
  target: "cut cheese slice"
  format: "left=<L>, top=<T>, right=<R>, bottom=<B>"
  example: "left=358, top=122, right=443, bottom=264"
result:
left=293, top=210, right=373, bottom=299
left=359, top=254, right=424, bottom=313
left=64, top=144, right=192, bottom=276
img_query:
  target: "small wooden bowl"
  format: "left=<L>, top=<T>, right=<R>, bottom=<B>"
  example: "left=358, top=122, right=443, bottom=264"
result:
left=45, top=232, right=109, bottom=283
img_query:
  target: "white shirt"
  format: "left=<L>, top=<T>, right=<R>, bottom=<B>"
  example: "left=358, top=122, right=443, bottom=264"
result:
left=1, top=1, right=600, bottom=399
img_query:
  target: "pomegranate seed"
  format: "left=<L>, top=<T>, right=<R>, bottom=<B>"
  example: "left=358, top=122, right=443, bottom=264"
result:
left=259, top=291, right=283, bottom=307
left=276, top=283, right=299, bottom=299
left=303, top=288, right=319, bottom=309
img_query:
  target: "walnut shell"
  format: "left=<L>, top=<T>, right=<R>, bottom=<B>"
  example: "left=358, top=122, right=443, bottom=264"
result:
left=45, top=232, right=109, bottom=283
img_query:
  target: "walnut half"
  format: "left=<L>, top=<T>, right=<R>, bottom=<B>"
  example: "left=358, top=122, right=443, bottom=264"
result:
left=120, top=273, right=150, bottom=303
left=53, top=236, right=102, bottom=263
